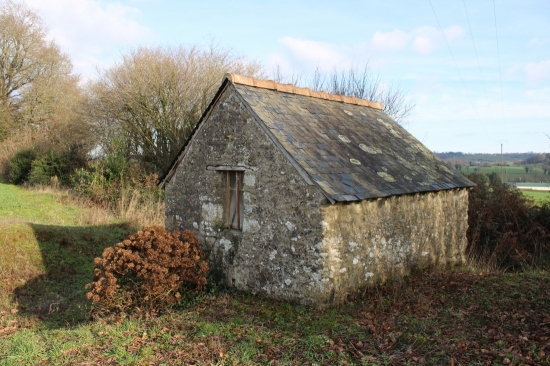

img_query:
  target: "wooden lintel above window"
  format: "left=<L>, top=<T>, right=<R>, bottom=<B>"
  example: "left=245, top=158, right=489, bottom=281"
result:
left=207, top=165, right=258, bottom=171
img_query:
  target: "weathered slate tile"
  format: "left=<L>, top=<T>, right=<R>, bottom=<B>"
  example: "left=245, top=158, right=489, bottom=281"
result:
left=229, top=83, right=474, bottom=202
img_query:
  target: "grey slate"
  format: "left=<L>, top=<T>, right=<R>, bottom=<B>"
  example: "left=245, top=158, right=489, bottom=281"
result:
left=234, top=83, right=475, bottom=202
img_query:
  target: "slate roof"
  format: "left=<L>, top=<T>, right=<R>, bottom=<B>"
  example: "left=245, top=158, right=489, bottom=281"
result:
left=160, top=74, right=475, bottom=202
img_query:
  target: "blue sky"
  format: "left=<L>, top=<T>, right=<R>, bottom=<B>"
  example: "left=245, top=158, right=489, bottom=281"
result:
left=25, top=0, right=550, bottom=153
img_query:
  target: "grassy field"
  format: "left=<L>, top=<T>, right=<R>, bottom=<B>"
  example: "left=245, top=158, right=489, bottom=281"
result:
left=522, top=190, right=550, bottom=204
left=461, top=164, right=550, bottom=183
left=0, top=184, right=133, bottom=328
left=1, top=183, right=550, bottom=365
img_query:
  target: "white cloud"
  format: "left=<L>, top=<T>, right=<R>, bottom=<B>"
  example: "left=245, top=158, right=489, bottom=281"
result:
left=412, top=36, right=434, bottom=54
left=25, top=0, right=153, bottom=78
left=372, top=25, right=464, bottom=55
left=524, top=60, right=550, bottom=84
left=278, top=37, right=352, bottom=71
left=443, top=25, right=465, bottom=41
left=372, top=29, right=410, bottom=50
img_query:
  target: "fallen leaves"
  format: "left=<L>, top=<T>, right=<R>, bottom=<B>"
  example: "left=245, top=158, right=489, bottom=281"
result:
left=3, top=269, right=550, bottom=365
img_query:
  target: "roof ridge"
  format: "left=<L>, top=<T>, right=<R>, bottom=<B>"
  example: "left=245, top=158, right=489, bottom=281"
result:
left=225, top=73, right=384, bottom=110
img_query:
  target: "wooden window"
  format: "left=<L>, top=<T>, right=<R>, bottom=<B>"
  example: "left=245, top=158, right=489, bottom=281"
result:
left=225, top=171, right=244, bottom=229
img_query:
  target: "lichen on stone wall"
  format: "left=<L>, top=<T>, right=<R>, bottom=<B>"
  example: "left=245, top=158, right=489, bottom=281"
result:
left=320, top=188, right=469, bottom=303
left=165, top=84, right=470, bottom=307
left=165, top=84, right=330, bottom=304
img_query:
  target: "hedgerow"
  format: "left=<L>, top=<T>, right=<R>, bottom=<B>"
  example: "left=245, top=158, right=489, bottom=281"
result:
left=8, top=146, right=86, bottom=186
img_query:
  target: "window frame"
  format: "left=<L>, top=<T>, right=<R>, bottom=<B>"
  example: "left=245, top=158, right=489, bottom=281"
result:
left=224, top=170, right=244, bottom=230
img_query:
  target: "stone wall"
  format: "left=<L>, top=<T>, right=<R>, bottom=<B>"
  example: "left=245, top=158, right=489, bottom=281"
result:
left=165, top=84, right=470, bottom=306
left=319, top=188, right=469, bottom=303
left=165, top=84, right=332, bottom=304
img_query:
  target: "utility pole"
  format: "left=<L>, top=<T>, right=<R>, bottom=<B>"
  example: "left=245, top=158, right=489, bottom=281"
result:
left=497, top=140, right=507, bottom=182
left=500, top=143, right=503, bottom=182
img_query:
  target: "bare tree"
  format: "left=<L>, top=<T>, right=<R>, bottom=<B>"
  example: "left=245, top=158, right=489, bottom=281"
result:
left=0, top=0, right=91, bottom=180
left=273, top=64, right=415, bottom=125
left=86, top=44, right=264, bottom=174
left=0, top=0, right=77, bottom=138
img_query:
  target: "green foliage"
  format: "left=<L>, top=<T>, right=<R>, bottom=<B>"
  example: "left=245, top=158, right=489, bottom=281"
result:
left=73, top=139, right=140, bottom=202
left=8, top=147, right=86, bottom=186
left=8, top=148, right=37, bottom=184
left=27, top=151, right=59, bottom=186
left=70, top=140, right=164, bottom=226
left=71, top=162, right=163, bottom=208
left=487, top=171, right=502, bottom=185
left=28, top=147, right=86, bottom=186
left=104, top=137, right=129, bottom=182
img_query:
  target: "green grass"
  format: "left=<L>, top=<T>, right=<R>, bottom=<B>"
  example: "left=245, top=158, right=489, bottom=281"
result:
left=0, top=183, right=132, bottom=328
left=0, top=184, right=84, bottom=225
left=522, top=190, right=550, bottom=204
left=1, top=182, right=550, bottom=365
left=461, top=164, right=550, bottom=183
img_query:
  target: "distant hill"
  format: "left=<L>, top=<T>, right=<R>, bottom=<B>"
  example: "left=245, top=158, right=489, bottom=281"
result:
left=435, top=152, right=538, bottom=165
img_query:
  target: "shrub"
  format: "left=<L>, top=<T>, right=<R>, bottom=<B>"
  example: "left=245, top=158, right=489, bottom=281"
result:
left=467, top=173, right=550, bottom=270
left=86, top=226, right=208, bottom=318
left=8, top=146, right=86, bottom=186
left=28, top=147, right=86, bottom=186
left=71, top=163, right=164, bottom=227
left=27, top=151, right=58, bottom=186
left=8, top=148, right=38, bottom=184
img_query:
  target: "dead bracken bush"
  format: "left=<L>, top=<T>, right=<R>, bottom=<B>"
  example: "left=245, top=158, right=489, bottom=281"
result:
left=467, top=173, right=550, bottom=270
left=86, top=226, right=208, bottom=318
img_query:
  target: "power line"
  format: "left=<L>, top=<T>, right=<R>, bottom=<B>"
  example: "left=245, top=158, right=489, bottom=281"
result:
left=493, top=0, right=507, bottom=139
left=462, top=0, right=488, bottom=99
left=497, top=139, right=507, bottom=182
left=428, top=0, right=481, bottom=122
left=462, top=0, right=499, bottom=137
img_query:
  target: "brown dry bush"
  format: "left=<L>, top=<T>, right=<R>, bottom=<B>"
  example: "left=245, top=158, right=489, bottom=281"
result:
left=86, top=226, right=208, bottom=318
left=467, top=173, right=550, bottom=270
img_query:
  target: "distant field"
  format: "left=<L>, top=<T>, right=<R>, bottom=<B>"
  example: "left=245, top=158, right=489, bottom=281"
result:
left=435, top=152, right=533, bottom=164
left=460, top=164, right=550, bottom=183
left=521, top=190, right=550, bottom=204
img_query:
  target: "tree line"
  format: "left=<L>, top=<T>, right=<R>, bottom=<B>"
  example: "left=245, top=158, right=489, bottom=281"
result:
left=0, top=0, right=413, bottom=183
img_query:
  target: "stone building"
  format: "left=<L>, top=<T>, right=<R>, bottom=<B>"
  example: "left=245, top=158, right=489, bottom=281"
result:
left=160, top=73, right=474, bottom=306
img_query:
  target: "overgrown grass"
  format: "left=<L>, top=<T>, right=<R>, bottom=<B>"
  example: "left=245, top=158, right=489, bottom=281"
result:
left=1, top=182, right=549, bottom=365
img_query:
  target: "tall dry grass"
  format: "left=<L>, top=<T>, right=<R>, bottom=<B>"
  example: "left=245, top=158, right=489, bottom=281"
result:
left=113, top=187, right=165, bottom=228
left=30, top=183, right=165, bottom=228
